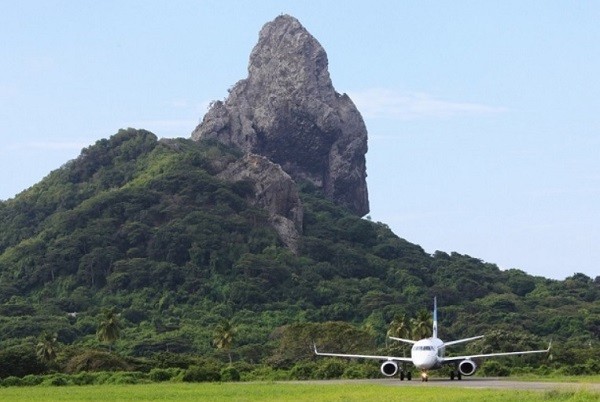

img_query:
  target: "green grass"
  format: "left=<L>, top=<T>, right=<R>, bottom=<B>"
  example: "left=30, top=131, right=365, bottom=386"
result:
left=0, top=382, right=598, bottom=402
left=512, top=374, right=600, bottom=384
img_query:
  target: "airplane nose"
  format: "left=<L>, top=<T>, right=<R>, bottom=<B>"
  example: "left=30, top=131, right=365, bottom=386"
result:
left=413, top=353, right=436, bottom=369
left=413, top=355, right=426, bottom=368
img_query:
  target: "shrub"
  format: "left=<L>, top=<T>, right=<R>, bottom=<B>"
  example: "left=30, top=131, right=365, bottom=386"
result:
left=514, top=366, right=534, bottom=374
left=44, top=374, right=70, bottom=386
left=231, top=361, right=254, bottom=374
left=314, top=360, right=345, bottom=379
left=342, top=363, right=375, bottom=379
left=584, top=359, right=600, bottom=374
left=149, top=368, right=178, bottom=382
left=533, top=365, right=552, bottom=376
left=182, top=365, right=221, bottom=382
left=91, top=372, right=113, bottom=385
left=360, top=363, right=381, bottom=379
left=21, top=374, right=44, bottom=386
left=220, top=366, right=240, bottom=382
left=106, top=371, right=148, bottom=384
left=289, top=362, right=318, bottom=380
left=65, top=350, right=131, bottom=373
left=557, top=364, right=593, bottom=376
left=71, top=372, right=98, bottom=386
left=1, top=376, right=23, bottom=387
left=481, top=360, right=511, bottom=377
left=242, top=366, right=289, bottom=381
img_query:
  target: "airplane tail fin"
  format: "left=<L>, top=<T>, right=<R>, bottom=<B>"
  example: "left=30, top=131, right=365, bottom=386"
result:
left=433, top=296, right=438, bottom=339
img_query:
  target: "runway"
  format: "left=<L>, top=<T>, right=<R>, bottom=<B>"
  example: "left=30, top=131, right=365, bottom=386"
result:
left=308, top=378, right=600, bottom=393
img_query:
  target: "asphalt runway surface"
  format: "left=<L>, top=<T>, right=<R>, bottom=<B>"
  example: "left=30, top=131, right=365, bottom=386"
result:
left=308, top=378, right=600, bottom=392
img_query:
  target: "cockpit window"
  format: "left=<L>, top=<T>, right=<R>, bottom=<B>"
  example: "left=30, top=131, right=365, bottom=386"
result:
left=414, top=346, right=434, bottom=351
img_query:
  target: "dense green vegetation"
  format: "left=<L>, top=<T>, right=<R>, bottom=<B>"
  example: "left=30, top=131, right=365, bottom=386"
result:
left=0, top=129, right=598, bottom=381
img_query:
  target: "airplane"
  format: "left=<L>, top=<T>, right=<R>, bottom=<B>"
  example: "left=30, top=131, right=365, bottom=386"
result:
left=314, top=297, right=551, bottom=381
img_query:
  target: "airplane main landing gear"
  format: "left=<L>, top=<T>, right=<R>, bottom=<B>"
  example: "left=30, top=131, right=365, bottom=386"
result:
left=399, top=371, right=412, bottom=381
left=450, top=370, right=462, bottom=381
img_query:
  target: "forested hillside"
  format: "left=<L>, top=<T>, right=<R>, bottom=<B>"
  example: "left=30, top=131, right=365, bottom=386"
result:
left=0, top=129, right=598, bottom=380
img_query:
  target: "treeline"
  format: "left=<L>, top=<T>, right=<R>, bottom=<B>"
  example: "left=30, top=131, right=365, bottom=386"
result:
left=2, top=316, right=597, bottom=387
left=0, top=129, right=598, bottom=381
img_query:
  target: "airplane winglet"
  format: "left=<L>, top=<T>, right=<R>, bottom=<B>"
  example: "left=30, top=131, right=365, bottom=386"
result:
left=546, top=340, right=552, bottom=352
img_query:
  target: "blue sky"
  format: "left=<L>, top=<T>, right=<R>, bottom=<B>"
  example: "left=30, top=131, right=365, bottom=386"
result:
left=1, top=1, right=598, bottom=280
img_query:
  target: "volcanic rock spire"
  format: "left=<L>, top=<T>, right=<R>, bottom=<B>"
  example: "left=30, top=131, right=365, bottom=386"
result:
left=192, top=14, right=369, bottom=216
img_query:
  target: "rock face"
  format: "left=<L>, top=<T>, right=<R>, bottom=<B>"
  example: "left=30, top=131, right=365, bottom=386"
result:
left=191, top=15, right=369, bottom=216
left=217, top=154, right=303, bottom=253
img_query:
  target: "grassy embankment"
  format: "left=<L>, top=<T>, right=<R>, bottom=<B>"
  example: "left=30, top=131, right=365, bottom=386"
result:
left=0, top=382, right=598, bottom=402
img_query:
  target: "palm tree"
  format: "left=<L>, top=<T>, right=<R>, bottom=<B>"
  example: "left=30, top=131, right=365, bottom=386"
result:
left=410, top=309, right=432, bottom=339
left=97, top=307, right=121, bottom=352
left=387, top=313, right=411, bottom=340
left=387, top=313, right=411, bottom=354
left=36, top=332, right=59, bottom=362
left=213, top=319, right=236, bottom=364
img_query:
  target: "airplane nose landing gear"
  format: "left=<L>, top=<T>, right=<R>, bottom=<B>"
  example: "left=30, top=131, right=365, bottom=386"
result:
left=420, top=371, right=428, bottom=382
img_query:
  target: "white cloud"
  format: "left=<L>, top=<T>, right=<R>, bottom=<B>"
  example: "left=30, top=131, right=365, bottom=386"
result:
left=348, top=88, right=507, bottom=120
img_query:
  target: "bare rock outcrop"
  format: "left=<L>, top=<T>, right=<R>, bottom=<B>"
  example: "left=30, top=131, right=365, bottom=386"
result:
left=217, top=154, right=303, bottom=252
left=192, top=14, right=369, bottom=216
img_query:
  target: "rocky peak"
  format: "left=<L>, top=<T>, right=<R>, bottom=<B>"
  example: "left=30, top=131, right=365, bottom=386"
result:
left=192, top=14, right=369, bottom=216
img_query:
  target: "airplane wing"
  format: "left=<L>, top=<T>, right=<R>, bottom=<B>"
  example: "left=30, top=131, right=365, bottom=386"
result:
left=444, top=335, right=484, bottom=347
left=388, top=336, right=417, bottom=344
left=313, top=344, right=413, bottom=363
left=441, top=343, right=551, bottom=362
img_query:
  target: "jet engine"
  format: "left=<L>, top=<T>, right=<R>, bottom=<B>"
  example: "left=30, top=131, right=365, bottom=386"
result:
left=380, top=361, right=399, bottom=377
left=458, top=359, right=477, bottom=376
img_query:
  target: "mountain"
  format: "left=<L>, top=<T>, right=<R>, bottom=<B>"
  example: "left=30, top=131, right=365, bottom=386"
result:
left=0, top=128, right=597, bottom=373
left=0, top=15, right=598, bottom=379
left=192, top=15, right=369, bottom=217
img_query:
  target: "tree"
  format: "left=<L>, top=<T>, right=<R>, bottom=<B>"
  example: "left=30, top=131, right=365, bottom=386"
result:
left=36, top=332, right=59, bottom=363
left=410, top=309, right=432, bottom=339
left=0, top=345, right=46, bottom=378
left=270, top=322, right=375, bottom=368
left=213, top=319, right=236, bottom=363
left=387, top=313, right=411, bottom=346
left=387, top=313, right=412, bottom=355
left=97, top=307, right=121, bottom=352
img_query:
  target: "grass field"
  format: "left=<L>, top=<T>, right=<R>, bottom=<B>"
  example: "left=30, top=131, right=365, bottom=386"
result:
left=513, top=375, right=600, bottom=384
left=0, top=382, right=598, bottom=402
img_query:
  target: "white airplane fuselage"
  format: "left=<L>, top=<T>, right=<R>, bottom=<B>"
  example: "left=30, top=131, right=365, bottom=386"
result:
left=411, top=338, right=444, bottom=370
